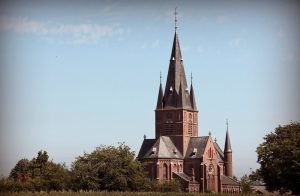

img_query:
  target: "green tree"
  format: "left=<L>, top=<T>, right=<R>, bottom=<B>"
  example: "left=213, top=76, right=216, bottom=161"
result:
left=42, top=161, right=71, bottom=191
left=240, top=174, right=252, bottom=193
left=31, top=151, right=70, bottom=191
left=71, top=143, right=147, bottom=191
left=256, top=122, right=300, bottom=194
left=249, top=169, right=262, bottom=182
left=30, top=150, right=49, bottom=178
left=9, top=159, right=31, bottom=182
left=5, top=150, right=71, bottom=192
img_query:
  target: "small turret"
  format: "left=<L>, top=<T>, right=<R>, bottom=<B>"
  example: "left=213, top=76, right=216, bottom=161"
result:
left=190, top=73, right=197, bottom=110
left=224, top=119, right=233, bottom=177
left=156, top=75, right=164, bottom=110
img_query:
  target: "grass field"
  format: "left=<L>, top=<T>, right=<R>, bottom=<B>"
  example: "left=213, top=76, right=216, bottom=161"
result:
left=0, top=192, right=256, bottom=196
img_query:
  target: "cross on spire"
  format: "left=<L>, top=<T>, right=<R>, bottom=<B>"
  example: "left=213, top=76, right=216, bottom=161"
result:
left=174, top=7, right=178, bottom=32
left=160, top=71, right=162, bottom=83
left=226, top=119, right=229, bottom=130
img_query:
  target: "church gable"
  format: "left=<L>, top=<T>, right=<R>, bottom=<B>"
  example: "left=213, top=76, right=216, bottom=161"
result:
left=202, top=136, right=219, bottom=162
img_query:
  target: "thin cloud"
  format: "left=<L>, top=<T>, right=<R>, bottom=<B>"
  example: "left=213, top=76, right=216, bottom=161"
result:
left=0, top=16, right=47, bottom=34
left=0, top=16, right=122, bottom=44
left=151, top=39, right=160, bottom=48
left=52, top=23, right=113, bottom=44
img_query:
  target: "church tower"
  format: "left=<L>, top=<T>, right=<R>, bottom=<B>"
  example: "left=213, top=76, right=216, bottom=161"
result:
left=155, top=27, right=198, bottom=155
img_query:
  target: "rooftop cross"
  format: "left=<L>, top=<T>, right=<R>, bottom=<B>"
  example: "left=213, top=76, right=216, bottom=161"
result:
left=226, top=119, right=229, bottom=130
left=174, top=7, right=178, bottom=32
left=160, top=71, right=162, bottom=83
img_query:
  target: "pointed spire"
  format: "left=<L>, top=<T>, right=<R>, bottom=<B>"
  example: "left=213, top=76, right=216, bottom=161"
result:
left=190, top=73, right=197, bottom=110
left=224, top=119, right=232, bottom=152
left=170, top=32, right=182, bottom=61
left=164, top=32, right=188, bottom=107
left=156, top=73, right=164, bottom=110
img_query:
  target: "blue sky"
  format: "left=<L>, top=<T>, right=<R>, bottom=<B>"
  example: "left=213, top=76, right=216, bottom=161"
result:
left=0, top=0, right=299, bottom=178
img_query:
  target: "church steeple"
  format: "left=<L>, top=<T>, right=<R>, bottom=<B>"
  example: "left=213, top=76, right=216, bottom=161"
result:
left=155, top=8, right=199, bottom=139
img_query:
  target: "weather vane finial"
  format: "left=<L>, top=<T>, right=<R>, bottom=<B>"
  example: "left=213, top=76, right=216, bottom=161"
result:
left=160, top=71, right=162, bottom=83
left=174, top=7, right=178, bottom=32
left=226, top=119, right=229, bottom=130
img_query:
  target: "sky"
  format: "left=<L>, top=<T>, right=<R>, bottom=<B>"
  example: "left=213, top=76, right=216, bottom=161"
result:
left=0, top=0, right=299, bottom=178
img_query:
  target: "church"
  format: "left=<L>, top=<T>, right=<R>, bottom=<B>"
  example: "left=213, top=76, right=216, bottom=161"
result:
left=137, top=16, right=240, bottom=193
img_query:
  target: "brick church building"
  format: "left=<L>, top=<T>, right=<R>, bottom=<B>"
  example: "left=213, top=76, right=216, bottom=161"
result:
left=137, top=23, right=240, bottom=193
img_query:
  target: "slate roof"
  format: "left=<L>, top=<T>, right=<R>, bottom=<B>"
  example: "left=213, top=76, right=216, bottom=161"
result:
left=185, top=136, right=209, bottom=158
left=138, top=136, right=211, bottom=160
left=221, top=175, right=240, bottom=186
left=137, top=139, right=156, bottom=160
left=214, top=141, right=224, bottom=162
left=138, top=136, right=227, bottom=163
left=137, top=136, right=183, bottom=159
